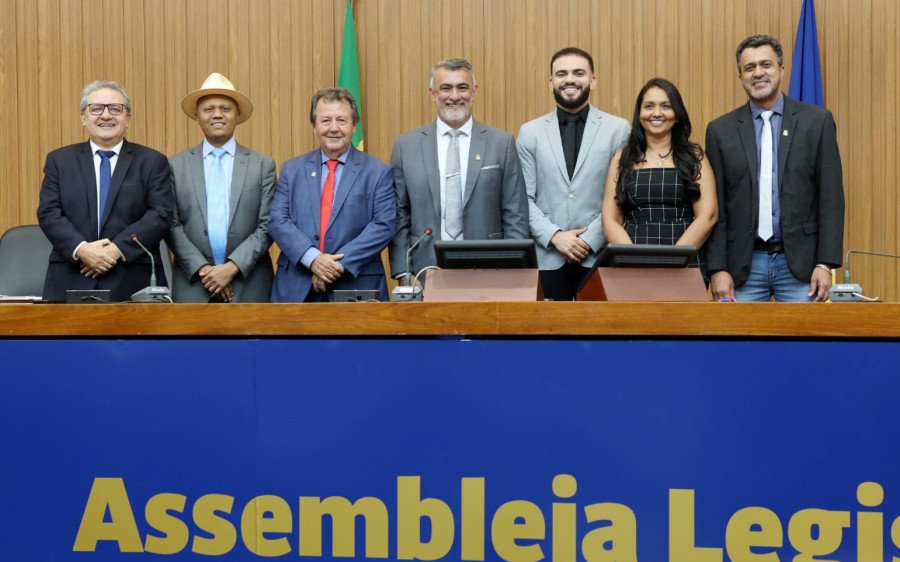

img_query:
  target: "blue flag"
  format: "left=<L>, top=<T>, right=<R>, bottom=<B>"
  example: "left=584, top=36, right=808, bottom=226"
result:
left=789, top=0, right=824, bottom=106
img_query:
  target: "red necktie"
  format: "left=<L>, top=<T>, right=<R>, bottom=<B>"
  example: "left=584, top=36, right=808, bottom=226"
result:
left=319, top=159, right=339, bottom=251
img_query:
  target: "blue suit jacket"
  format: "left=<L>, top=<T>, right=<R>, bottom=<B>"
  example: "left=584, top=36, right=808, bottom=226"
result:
left=268, top=146, right=396, bottom=302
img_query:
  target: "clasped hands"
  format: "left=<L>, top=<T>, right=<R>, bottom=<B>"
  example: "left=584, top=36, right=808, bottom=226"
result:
left=198, top=261, right=240, bottom=302
left=310, top=253, right=345, bottom=293
left=77, top=239, right=122, bottom=278
left=551, top=227, right=592, bottom=263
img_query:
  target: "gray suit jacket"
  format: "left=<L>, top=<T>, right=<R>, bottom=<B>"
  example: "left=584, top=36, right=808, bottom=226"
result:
left=167, top=142, right=276, bottom=302
left=517, top=105, right=630, bottom=270
left=704, top=95, right=844, bottom=287
left=388, top=120, right=529, bottom=278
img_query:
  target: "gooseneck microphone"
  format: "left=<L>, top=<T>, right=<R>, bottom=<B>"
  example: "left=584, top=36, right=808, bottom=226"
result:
left=405, top=228, right=433, bottom=281
left=131, top=234, right=157, bottom=287
left=830, top=248, right=900, bottom=302
left=843, top=249, right=900, bottom=284
left=392, top=228, right=433, bottom=301
left=129, top=234, right=172, bottom=303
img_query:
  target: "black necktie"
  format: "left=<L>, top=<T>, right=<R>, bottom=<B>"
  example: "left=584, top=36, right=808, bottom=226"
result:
left=562, top=114, right=579, bottom=180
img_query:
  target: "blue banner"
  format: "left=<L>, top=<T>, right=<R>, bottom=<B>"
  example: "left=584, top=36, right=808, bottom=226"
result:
left=2, top=339, right=899, bottom=560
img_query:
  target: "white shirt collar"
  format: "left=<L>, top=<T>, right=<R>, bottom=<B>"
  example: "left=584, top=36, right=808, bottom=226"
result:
left=436, top=117, right=473, bottom=138
left=89, top=140, right=124, bottom=155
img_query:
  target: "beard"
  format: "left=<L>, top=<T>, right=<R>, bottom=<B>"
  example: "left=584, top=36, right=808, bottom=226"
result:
left=744, top=77, right=781, bottom=104
left=553, top=85, right=590, bottom=111
left=437, top=103, right=471, bottom=127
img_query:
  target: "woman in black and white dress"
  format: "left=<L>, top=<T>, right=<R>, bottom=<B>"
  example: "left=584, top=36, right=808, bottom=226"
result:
left=602, top=77, right=717, bottom=273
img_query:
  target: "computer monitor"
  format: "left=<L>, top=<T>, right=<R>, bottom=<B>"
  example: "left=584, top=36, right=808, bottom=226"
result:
left=595, top=243, right=697, bottom=268
left=433, top=239, right=538, bottom=269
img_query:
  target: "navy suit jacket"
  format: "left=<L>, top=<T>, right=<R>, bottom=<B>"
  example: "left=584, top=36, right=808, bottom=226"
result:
left=268, top=146, right=395, bottom=302
left=704, top=95, right=845, bottom=286
left=37, top=139, right=174, bottom=302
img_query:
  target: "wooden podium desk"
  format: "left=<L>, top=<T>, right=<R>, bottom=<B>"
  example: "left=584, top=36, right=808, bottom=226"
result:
left=0, top=302, right=897, bottom=338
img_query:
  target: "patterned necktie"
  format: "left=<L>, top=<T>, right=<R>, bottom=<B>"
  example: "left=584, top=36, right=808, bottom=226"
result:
left=444, top=129, right=464, bottom=239
left=207, top=147, right=229, bottom=265
left=320, top=159, right=340, bottom=252
left=758, top=110, right=774, bottom=241
left=97, top=150, right=115, bottom=235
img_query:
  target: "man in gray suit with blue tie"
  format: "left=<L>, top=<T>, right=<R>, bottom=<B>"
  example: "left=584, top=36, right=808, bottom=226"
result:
left=388, top=58, right=529, bottom=285
left=518, top=47, right=630, bottom=300
left=168, top=73, right=276, bottom=302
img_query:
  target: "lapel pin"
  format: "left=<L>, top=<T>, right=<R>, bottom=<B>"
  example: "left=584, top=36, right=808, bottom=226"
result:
left=782, top=130, right=789, bottom=137
left=475, top=154, right=481, bottom=161
left=311, top=171, right=317, bottom=177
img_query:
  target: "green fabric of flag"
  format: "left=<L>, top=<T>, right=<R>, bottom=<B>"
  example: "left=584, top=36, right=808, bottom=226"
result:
left=337, top=0, right=364, bottom=150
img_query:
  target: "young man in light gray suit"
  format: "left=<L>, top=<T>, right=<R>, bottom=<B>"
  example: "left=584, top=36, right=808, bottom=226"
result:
left=167, top=73, right=276, bottom=302
left=518, top=47, right=630, bottom=300
left=388, top=58, right=529, bottom=284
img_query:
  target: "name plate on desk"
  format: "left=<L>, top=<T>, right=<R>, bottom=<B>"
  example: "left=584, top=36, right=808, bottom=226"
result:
left=580, top=267, right=709, bottom=301
left=423, top=268, right=542, bottom=301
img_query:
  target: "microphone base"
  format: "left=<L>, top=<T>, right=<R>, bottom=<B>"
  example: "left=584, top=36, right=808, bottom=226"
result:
left=829, top=283, right=865, bottom=302
left=391, top=286, right=423, bottom=302
left=131, top=286, right=172, bottom=303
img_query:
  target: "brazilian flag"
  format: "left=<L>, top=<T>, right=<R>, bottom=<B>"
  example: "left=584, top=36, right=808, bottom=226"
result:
left=337, top=0, right=364, bottom=150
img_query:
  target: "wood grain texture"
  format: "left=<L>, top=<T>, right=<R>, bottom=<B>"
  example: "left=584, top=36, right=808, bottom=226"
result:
left=1, top=0, right=898, bottom=299
left=1, top=302, right=898, bottom=338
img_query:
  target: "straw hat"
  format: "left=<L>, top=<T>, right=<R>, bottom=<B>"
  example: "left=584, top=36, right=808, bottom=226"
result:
left=181, top=72, right=253, bottom=123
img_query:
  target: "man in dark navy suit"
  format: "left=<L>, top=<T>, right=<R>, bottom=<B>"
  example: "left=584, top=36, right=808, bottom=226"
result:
left=37, top=80, right=174, bottom=302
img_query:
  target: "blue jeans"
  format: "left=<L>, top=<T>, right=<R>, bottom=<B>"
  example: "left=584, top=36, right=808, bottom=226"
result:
left=734, top=251, right=813, bottom=302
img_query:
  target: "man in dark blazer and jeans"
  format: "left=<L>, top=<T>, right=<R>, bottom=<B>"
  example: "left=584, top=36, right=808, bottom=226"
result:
left=705, top=35, right=844, bottom=302
left=37, top=80, right=173, bottom=302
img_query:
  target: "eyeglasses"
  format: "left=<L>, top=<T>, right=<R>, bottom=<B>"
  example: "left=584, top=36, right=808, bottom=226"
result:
left=84, top=103, right=127, bottom=116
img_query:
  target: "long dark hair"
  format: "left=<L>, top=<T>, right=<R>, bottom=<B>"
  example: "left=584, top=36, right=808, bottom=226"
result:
left=615, top=78, right=703, bottom=207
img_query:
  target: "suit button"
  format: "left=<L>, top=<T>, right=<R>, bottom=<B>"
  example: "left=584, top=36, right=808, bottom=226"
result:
left=314, top=235, right=319, bottom=240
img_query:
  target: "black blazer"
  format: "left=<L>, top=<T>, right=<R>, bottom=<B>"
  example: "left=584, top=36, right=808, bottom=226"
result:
left=704, top=95, right=844, bottom=287
left=37, top=139, right=174, bottom=301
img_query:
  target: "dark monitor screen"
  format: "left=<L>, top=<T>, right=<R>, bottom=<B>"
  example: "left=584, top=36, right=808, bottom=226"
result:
left=576, top=243, right=698, bottom=293
left=596, top=243, right=697, bottom=268
left=434, top=239, right=538, bottom=269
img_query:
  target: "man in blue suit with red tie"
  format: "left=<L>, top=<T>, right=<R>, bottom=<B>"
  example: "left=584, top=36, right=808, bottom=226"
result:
left=269, top=88, right=395, bottom=302
left=37, top=80, right=174, bottom=302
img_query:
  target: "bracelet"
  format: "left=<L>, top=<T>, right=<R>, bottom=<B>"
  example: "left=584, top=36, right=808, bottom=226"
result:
left=815, top=263, right=832, bottom=273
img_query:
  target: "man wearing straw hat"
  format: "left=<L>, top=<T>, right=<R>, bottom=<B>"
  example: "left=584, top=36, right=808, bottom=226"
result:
left=167, top=72, right=276, bottom=302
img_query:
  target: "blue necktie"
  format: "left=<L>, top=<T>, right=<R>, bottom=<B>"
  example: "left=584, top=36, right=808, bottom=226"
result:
left=207, top=147, right=229, bottom=265
left=97, top=150, right=115, bottom=235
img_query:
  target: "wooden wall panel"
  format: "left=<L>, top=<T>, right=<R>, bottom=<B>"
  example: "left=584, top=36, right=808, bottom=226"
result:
left=2, top=0, right=899, bottom=301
